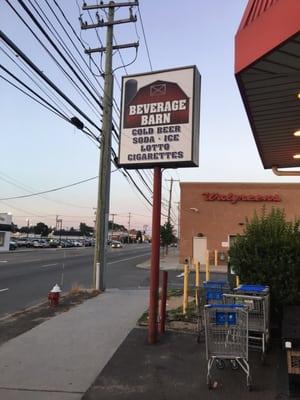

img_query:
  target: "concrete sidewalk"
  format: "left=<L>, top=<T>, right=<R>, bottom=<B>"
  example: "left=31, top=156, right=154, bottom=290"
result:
left=0, top=289, right=148, bottom=400
left=136, top=247, right=227, bottom=273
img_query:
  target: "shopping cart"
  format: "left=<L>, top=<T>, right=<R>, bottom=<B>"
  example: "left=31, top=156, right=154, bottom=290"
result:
left=223, top=284, right=270, bottom=363
left=196, top=281, right=229, bottom=343
left=204, top=304, right=251, bottom=390
left=203, top=280, right=229, bottom=304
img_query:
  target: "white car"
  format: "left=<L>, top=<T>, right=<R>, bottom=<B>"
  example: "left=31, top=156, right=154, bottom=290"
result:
left=111, top=241, right=123, bottom=249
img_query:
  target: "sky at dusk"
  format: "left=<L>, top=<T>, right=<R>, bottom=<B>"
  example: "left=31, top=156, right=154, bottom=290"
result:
left=1, top=0, right=299, bottom=234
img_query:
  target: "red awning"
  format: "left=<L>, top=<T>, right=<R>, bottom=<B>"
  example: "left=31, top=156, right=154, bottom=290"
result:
left=235, top=0, right=300, bottom=169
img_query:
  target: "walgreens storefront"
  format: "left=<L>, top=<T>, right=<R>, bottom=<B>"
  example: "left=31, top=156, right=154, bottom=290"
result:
left=179, top=182, right=300, bottom=264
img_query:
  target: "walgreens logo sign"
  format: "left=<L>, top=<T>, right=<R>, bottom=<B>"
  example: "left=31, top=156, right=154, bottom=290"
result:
left=202, top=192, right=281, bottom=204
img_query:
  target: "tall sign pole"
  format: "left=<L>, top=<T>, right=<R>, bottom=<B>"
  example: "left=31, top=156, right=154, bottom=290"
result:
left=148, top=166, right=162, bottom=344
left=81, top=1, right=139, bottom=290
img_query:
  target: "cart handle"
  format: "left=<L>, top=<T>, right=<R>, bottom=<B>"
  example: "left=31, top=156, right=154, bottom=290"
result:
left=205, top=304, right=245, bottom=309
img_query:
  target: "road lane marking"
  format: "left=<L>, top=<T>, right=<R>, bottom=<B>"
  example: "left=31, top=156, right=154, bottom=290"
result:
left=41, top=263, right=59, bottom=268
left=0, top=288, right=9, bottom=293
left=108, top=252, right=151, bottom=265
left=0, top=261, right=8, bottom=263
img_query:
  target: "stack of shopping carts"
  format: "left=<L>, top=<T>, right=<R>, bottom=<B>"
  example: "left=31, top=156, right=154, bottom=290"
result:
left=223, top=284, right=270, bottom=363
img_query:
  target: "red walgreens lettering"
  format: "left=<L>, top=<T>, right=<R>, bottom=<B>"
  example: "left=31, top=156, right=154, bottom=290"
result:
left=202, top=192, right=281, bottom=203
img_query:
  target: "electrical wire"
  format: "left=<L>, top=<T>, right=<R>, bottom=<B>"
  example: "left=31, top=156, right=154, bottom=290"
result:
left=30, top=0, right=103, bottom=101
left=0, top=67, right=99, bottom=148
left=6, top=0, right=101, bottom=118
left=0, top=69, right=69, bottom=123
left=2, top=4, right=156, bottom=215
left=0, top=29, right=100, bottom=134
left=0, top=176, right=98, bottom=201
left=0, top=171, right=95, bottom=210
left=1, top=44, right=73, bottom=118
left=137, top=5, right=153, bottom=71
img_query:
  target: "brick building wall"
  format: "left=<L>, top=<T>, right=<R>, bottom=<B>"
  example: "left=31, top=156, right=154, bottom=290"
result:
left=179, top=182, right=300, bottom=263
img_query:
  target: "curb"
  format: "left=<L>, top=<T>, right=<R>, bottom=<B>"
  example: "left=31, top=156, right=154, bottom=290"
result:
left=0, top=289, right=100, bottom=322
left=136, top=260, right=227, bottom=273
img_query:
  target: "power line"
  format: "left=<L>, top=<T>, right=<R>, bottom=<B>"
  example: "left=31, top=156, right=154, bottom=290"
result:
left=0, top=176, right=98, bottom=201
left=14, top=0, right=103, bottom=110
left=1, top=45, right=72, bottom=118
left=29, top=0, right=103, bottom=102
left=0, top=68, right=69, bottom=122
left=1, top=6, right=155, bottom=214
left=137, top=5, right=153, bottom=71
left=0, top=29, right=100, bottom=133
left=1, top=39, right=150, bottom=206
left=0, top=67, right=99, bottom=147
left=0, top=171, right=95, bottom=210
left=4, top=0, right=101, bottom=119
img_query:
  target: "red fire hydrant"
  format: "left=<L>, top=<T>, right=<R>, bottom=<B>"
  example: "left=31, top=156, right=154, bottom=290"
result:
left=48, top=284, right=61, bottom=307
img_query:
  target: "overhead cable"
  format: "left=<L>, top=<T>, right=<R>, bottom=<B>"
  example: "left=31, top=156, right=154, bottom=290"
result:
left=0, top=176, right=98, bottom=201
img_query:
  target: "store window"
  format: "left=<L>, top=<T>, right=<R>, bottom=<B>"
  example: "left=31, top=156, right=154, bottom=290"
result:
left=0, top=232, right=5, bottom=247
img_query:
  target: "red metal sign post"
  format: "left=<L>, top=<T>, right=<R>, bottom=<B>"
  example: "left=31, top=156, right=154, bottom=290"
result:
left=148, top=166, right=162, bottom=344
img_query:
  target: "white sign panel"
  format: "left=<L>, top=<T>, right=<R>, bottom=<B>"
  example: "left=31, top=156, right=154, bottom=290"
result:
left=118, top=66, right=201, bottom=169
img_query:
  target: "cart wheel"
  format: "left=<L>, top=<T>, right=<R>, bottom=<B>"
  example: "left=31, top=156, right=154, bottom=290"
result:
left=207, top=376, right=212, bottom=390
left=247, top=376, right=252, bottom=391
left=230, top=359, right=239, bottom=370
left=216, top=359, right=225, bottom=369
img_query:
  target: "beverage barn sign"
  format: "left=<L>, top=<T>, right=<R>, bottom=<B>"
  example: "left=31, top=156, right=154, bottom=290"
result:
left=118, top=66, right=201, bottom=169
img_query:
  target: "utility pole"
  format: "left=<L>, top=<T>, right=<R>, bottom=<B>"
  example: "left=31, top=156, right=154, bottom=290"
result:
left=127, top=212, right=131, bottom=243
left=81, top=1, right=139, bottom=291
left=167, top=178, right=173, bottom=223
left=56, top=215, right=63, bottom=242
left=165, top=178, right=179, bottom=254
left=165, top=178, right=180, bottom=224
left=110, top=213, right=117, bottom=240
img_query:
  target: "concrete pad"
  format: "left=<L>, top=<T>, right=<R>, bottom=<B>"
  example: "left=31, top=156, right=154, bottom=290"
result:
left=0, top=289, right=148, bottom=395
left=83, top=328, right=289, bottom=400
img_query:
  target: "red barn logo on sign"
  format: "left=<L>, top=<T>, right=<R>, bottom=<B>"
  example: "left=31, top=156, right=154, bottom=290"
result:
left=123, top=80, right=189, bottom=128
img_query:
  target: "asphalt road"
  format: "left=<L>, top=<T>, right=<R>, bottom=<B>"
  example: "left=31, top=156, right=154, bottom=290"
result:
left=0, top=244, right=226, bottom=318
left=0, top=244, right=152, bottom=318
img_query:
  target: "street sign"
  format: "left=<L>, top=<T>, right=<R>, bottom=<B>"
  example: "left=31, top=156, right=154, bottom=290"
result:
left=119, top=66, right=201, bottom=169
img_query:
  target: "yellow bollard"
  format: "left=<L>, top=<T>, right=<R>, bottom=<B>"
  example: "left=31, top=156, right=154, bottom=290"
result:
left=214, top=250, right=218, bottom=267
left=236, top=275, right=240, bottom=287
left=195, top=261, right=200, bottom=306
left=205, top=250, right=210, bottom=282
left=183, top=264, right=189, bottom=315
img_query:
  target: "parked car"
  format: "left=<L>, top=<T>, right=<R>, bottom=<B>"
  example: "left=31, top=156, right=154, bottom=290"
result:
left=16, top=238, right=31, bottom=247
left=49, top=239, right=59, bottom=248
left=32, top=240, right=43, bottom=248
left=111, top=241, right=123, bottom=249
left=9, top=240, right=17, bottom=250
left=72, top=240, right=83, bottom=247
left=39, top=239, right=50, bottom=248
